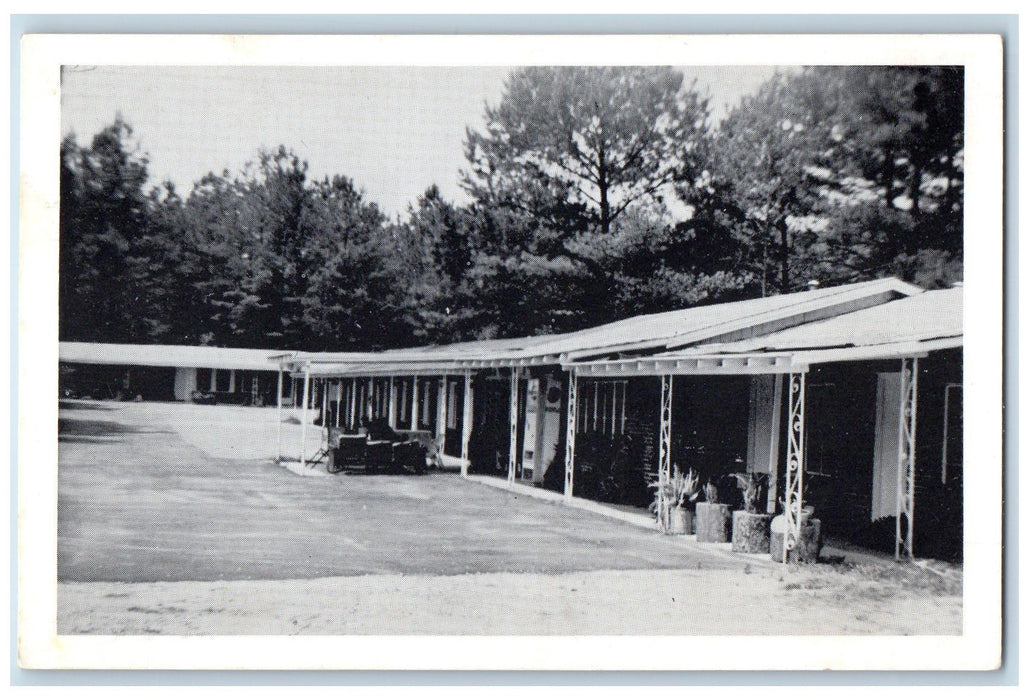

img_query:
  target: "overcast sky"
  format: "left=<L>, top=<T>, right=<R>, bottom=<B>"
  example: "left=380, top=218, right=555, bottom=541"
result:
left=62, top=65, right=778, bottom=218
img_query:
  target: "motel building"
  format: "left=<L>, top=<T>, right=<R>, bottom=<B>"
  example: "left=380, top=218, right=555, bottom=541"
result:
left=58, top=343, right=288, bottom=405
left=59, top=277, right=963, bottom=562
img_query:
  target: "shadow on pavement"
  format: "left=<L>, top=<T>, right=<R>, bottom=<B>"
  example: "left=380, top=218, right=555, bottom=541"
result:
left=58, top=417, right=171, bottom=441
left=59, top=400, right=118, bottom=412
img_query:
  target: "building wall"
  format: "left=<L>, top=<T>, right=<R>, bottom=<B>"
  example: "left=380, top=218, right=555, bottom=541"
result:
left=797, top=350, right=963, bottom=560
left=911, top=349, right=963, bottom=561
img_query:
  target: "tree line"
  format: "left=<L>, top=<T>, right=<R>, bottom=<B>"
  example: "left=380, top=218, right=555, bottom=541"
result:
left=59, top=65, right=963, bottom=351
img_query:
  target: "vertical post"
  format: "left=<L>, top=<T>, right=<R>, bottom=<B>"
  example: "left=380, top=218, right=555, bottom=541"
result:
left=411, top=376, right=420, bottom=430
left=228, top=369, right=236, bottom=394
left=508, top=367, right=520, bottom=482
left=388, top=376, right=397, bottom=428
left=335, top=380, right=341, bottom=428
left=658, top=375, right=674, bottom=531
left=783, top=372, right=806, bottom=564
left=461, top=371, right=474, bottom=477
left=276, top=368, right=284, bottom=463
left=320, top=378, right=328, bottom=445
left=592, top=381, right=599, bottom=432
left=349, top=378, right=358, bottom=430
left=299, top=367, right=311, bottom=469
left=437, top=377, right=448, bottom=442
left=564, top=370, right=578, bottom=500
left=896, top=357, right=919, bottom=560
left=766, top=373, right=784, bottom=514
left=210, top=368, right=218, bottom=393
left=620, top=381, right=627, bottom=434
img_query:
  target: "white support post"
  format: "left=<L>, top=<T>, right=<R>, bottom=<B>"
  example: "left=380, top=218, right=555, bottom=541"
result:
left=349, top=378, right=358, bottom=430
left=436, top=377, right=448, bottom=442
left=461, top=371, right=473, bottom=477
left=592, top=381, right=599, bottom=432
left=335, top=380, right=341, bottom=428
left=896, top=357, right=919, bottom=560
left=210, top=368, right=218, bottom=393
left=299, top=367, right=311, bottom=469
left=228, top=369, right=236, bottom=394
left=411, top=376, right=420, bottom=430
left=564, top=370, right=578, bottom=499
left=320, top=378, right=328, bottom=446
left=657, top=375, right=674, bottom=532
left=275, top=368, right=284, bottom=463
left=508, top=368, right=520, bottom=482
left=783, top=372, right=806, bottom=564
left=388, top=377, right=397, bottom=428
left=620, top=381, right=627, bottom=434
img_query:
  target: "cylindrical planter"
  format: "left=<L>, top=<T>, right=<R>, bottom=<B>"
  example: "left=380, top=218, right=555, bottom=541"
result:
left=770, top=518, right=822, bottom=563
left=732, top=511, right=771, bottom=553
left=695, top=502, right=732, bottom=543
left=664, top=507, right=693, bottom=535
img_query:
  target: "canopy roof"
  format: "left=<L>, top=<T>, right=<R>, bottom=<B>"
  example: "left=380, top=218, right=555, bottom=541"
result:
left=59, top=342, right=288, bottom=371
left=58, top=280, right=960, bottom=380
left=569, top=288, right=962, bottom=377
left=292, top=277, right=925, bottom=377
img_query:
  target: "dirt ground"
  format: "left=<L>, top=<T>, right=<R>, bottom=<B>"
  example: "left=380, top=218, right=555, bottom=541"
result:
left=57, top=399, right=962, bottom=636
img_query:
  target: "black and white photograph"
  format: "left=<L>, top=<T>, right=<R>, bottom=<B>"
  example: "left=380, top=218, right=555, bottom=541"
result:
left=17, top=33, right=1004, bottom=670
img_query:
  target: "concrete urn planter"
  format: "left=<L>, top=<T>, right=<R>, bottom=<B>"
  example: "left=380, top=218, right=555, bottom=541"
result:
left=666, top=507, right=694, bottom=535
left=695, top=502, right=732, bottom=543
left=769, top=515, right=822, bottom=563
left=731, top=511, right=771, bottom=553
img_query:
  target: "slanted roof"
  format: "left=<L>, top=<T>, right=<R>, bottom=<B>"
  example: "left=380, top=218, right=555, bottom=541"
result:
left=292, top=277, right=923, bottom=375
left=691, top=287, right=961, bottom=357
left=59, top=342, right=289, bottom=371
left=569, top=287, right=962, bottom=377
left=287, top=336, right=566, bottom=376
left=541, top=276, right=922, bottom=361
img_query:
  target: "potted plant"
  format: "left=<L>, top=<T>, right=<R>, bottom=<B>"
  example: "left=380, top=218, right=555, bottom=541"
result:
left=649, top=465, right=700, bottom=535
left=731, top=472, right=772, bottom=553
left=695, top=480, right=732, bottom=543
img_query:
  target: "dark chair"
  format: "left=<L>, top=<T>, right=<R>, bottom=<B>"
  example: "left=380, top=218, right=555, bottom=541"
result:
left=366, top=418, right=403, bottom=442
left=393, top=441, right=428, bottom=475
left=332, top=434, right=369, bottom=472
left=365, top=440, right=395, bottom=471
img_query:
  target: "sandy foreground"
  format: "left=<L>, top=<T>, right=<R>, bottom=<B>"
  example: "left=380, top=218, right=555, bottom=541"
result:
left=60, top=565, right=961, bottom=636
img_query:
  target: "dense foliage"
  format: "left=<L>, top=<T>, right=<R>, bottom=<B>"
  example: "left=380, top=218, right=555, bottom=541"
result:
left=59, top=66, right=963, bottom=350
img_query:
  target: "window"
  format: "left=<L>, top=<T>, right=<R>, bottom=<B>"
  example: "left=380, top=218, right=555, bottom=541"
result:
left=579, top=380, right=627, bottom=436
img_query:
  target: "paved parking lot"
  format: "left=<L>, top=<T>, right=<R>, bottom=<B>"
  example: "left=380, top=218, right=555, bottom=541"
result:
left=58, top=400, right=740, bottom=583
left=56, top=400, right=962, bottom=637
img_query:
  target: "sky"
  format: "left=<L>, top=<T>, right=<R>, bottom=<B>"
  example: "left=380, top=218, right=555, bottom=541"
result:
left=61, top=65, right=778, bottom=218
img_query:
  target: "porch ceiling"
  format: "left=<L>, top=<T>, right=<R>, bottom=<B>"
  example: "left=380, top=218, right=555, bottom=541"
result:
left=567, top=352, right=808, bottom=377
